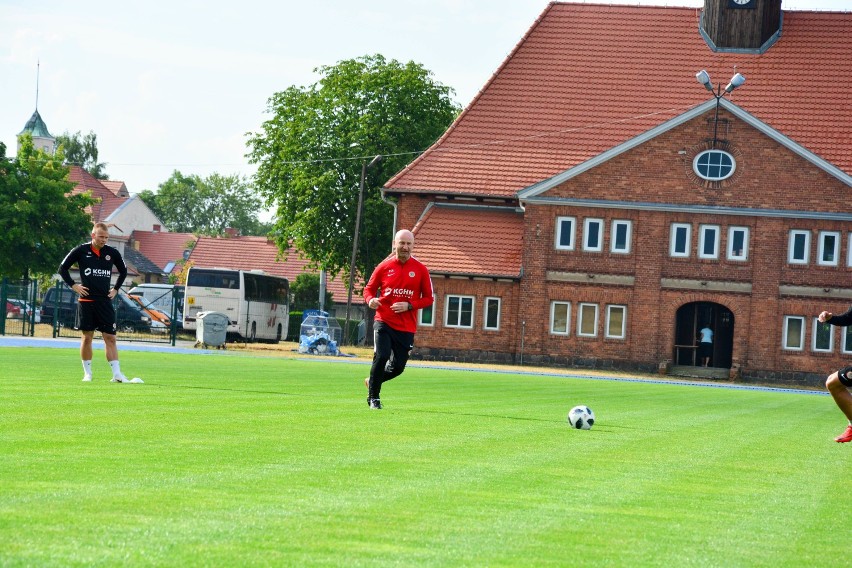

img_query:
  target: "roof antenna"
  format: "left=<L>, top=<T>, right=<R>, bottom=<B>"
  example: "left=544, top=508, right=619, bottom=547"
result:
left=35, top=60, right=40, bottom=110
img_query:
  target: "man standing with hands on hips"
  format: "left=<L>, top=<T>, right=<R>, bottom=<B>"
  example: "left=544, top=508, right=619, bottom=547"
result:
left=363, top=229, right=433, bottom=409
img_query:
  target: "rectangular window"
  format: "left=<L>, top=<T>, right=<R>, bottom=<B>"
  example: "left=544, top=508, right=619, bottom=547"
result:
left=484, top=297, right=501, bottom=331
left=813, top=318, right=834, bottom=352
left=844, top=327, right=852, bottom=354
left=818, top=231, right=840, bottom=266
left=610, top=220, right=632, bottom=254
left=788, top=230, right=810, bottom=264
left=578, top=303, right=598, bottom=337
left=698, top=225, right=720, bottom=259
left=727, top=226, right=749, bottom=261
left=670, top=223, right=691, bottom=257
left=550, top=302, right=571, bottom=335
left=783, top=316, right=805, bottom=351
left=418, top=303, right=434, bottom=327
left=555, top=217, right=576, bottom=250
left=445, top=295, right=474, bottom=328
left=583, top=218, right=604, bottom=252
left=605, top=305, right=626, bottom=339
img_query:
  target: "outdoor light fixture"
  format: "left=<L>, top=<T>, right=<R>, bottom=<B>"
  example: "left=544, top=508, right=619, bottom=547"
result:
left=343, top=153, right=383, bottom=345
left=695, top=69, right=746, bottom=148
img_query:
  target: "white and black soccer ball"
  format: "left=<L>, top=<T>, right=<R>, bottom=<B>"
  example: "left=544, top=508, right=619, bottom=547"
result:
left=567, top=405, right=595, bottom=430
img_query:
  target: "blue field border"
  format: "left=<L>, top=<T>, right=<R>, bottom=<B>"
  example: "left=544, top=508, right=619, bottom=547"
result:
left=1, top=336, right=827, bottom=396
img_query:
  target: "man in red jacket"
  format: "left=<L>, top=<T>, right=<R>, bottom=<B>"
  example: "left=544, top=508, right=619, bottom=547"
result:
left=363, top=229, right=434, bottom=409
left=818, top=306, right=852, bottom=442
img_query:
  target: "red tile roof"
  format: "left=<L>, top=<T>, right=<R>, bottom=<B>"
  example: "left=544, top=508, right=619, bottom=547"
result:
left=187, top=236, right=352, bottom=301
left=68, top=165, right=127, bottom=220
left=386, top=3, right=852, bottom=197
left=101, top=180, right=129, bottom=197
left=411, top=205, right=524, bottom=278
left=131, top=230, right=197, bottom=272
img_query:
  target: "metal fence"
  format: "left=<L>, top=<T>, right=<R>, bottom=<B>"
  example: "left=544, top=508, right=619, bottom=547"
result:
left=1, top=278, right=183, bottom=346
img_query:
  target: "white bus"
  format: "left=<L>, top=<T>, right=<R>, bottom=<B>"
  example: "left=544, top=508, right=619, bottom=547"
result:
left=183, top=267, right=289, bottom=343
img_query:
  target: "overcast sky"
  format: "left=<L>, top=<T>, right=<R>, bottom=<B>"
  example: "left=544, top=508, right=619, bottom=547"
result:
left=2, top=0, right=848, bottom=196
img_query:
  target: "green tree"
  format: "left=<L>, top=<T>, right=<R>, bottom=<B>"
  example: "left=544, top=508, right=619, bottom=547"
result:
left=138, top=171, right=268, bottom=236
left=290, top=272, right=334, bottom=311
left=0, top=136, right=95, bottom=278
left=56, top=130, right=108, bottom=180
left=247, top=54, right=460, bottom=281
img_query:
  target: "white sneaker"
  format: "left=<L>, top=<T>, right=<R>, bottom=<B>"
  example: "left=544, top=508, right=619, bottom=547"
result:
left=82, top=374, right=92, bottom=382
left=111, top=374, right=129, bottom=383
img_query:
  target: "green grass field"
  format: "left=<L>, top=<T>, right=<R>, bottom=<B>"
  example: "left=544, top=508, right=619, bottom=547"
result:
left=0, top=346, right=849, bottom=567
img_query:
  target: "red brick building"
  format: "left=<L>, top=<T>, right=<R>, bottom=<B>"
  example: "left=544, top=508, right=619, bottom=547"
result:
left=383, top=0, right=852, bottom=384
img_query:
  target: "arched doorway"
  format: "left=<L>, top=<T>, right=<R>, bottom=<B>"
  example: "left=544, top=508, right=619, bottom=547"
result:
left=673, top=302, right=734, bottom=369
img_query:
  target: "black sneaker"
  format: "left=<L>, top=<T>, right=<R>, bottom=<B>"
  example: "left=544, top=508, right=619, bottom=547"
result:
left=369, top=398, right=383, bottom=410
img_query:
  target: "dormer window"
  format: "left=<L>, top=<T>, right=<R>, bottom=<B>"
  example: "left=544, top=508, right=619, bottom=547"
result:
left=693, top=150, right=736, bottom=181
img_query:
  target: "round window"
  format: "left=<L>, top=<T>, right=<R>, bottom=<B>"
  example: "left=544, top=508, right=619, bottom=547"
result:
left=693, top=150, right=736, bottom=181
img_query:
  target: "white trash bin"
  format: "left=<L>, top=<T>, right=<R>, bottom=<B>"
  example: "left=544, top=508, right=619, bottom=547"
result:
left=195, top=311, right=229, bottom=349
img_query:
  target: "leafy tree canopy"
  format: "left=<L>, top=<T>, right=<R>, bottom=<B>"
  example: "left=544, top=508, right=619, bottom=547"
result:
left=0, top=136, right=95, bottom=279
left=138, top=171, right=270, bottom=236
left=246, top=54, right=460, bottom=281
left=290, top=272, right=334, bottom=312
left=56, top=130, right=108, bottom=180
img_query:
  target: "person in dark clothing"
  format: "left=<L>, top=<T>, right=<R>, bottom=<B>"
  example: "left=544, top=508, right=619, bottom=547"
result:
left=818, top=306, right=852, bottom=442
left=59, top=222, right=139, bottom=383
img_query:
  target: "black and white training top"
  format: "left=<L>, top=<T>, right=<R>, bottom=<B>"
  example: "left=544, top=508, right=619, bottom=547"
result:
left=59, top=242, right=128, bottom=301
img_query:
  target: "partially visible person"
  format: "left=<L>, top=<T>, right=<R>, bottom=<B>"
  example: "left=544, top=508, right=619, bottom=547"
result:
left=59, top=222, right=140, bottom=383
left=818, top=306, right=852, bottom=442
left=362, top=229, right=433, bottom=409
left=698, top=324, right=713, bottom=367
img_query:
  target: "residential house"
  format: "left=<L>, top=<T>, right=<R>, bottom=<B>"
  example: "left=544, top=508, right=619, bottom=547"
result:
left=383, top=0, right=852, bottom=384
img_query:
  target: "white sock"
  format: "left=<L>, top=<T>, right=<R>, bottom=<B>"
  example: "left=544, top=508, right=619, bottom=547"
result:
left=82, top=360, right=92, bottom=376
left=109, top=360, right=122, bottom=376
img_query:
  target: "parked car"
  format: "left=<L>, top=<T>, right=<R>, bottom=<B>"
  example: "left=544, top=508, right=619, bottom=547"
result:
left=128, top=284, right=184, bottom=329
left=5, top=301, right=21, bottom=319
left=128, top=294, right=171, bottom=333
left=7, top=299, right=40, bottom=322
left=41, top=288, right=153, bottom=332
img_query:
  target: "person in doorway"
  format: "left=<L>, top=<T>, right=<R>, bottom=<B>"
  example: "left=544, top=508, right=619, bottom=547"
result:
left=362, top=229, right=434, bottom=409
left=59, top=222, right=140, bottom=383
left=817, top=306, right=852, bottom=442
left=698, top=324, right=713, bottom=367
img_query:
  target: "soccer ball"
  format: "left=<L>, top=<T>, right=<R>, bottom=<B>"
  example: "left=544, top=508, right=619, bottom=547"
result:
left=567, top=405, right=595, bottom=430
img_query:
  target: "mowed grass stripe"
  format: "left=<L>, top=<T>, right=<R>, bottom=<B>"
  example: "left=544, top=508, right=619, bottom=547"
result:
left=1, top=347, right=849, bottom=567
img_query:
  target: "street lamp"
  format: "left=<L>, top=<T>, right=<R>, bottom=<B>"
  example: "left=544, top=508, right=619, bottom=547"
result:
left=343, top=154, right=382, bottom=345
left=695, top=69, right=745, bottom=147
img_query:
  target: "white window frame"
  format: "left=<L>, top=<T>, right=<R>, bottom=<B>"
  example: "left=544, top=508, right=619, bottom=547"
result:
left=577, top=303, right=599, bottom=337
left=698, top=224, right=720, bottom=260
left=583, top=218, right=604, bottom=252
left=605, top=305, right=627, bottom=339
left=843, top=327, right=852, bottom=355
left=813, top=317, right=834, bottom=352
left=610, top=220, right=632, bottom=254
left=444, top=295, right=475, bottom=329
left=418, top=301, right=434, bottom=327
left=555, top=216, right=576, bottom=251
left=788, top=230, right=810, bottom=265
left=782, top=316, right=805, bottom=351
left=670, top=223, right=691, bottom=258
left=727, top=226, right=749, bottom=261
left=848, top=233, right=852, bottom=267
left=550, top=301, right=571, bottom=335
left=483, top=297, right=501, bottom=331
left=817, top=231, right=840, bottom=267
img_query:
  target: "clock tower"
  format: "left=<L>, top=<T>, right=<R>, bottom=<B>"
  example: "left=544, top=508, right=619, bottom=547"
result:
left=701, top=0, right=782, bottom=50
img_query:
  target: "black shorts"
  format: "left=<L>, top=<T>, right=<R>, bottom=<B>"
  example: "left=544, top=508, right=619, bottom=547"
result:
left=698, top=342, right=713, bottom=358
left=837, top=366, right=852, bottom=387
left=79, top=300, right=117, bottom=335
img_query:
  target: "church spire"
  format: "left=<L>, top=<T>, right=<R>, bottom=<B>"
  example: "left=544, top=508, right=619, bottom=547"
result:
left=18, top=61, right=56, bottom=155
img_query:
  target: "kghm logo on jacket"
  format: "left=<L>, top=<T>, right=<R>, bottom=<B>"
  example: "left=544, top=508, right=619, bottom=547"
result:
left=84, top=268, right=112, bottom=278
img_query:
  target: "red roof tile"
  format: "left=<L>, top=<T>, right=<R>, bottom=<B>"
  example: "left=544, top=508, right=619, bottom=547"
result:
left=187, top=236, right=352, bottom=301
left=386, top=4, right=852, bottom=197
left=68, top=165, right=128, bottom=220
left=131, top=230, right=197, bottom=273
left=411, top=205, right=524, bottom=278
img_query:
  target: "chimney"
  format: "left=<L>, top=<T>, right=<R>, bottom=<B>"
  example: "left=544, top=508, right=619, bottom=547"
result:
left=224, top=228, right=239, bottom=238
left=701, top=0, right=782, bottom=51
left=152, top=224, right=161, bottom=233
